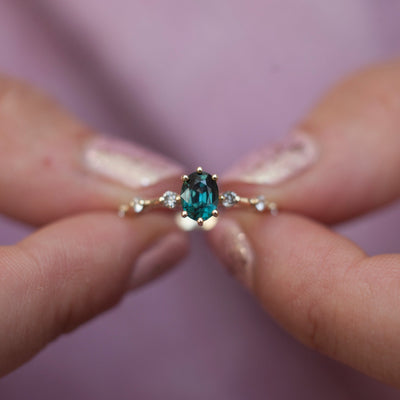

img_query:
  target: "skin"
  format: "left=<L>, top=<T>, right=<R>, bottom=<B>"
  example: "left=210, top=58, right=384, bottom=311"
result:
left=2, top=61, right=400, bottom=387
left=0, top=77, right=189, bottom=376
left=209, top=60, right=400, bottom=387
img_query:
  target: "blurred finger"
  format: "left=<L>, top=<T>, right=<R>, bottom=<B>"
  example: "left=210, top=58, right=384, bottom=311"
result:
left=209, top=211, right=400, bottom=387
left=0, top=212, right=188, bottom=376
left=0, top=76, right=182, bottom=225
left=223, top=61, right=400, bottom=223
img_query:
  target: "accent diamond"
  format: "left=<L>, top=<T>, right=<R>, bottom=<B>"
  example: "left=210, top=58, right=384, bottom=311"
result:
left=268, top=202, right=278, bottom=216
left=130, top=198, right=144, bottom=213
left=118, top=205, right=129, bottom=218
left=255, top=196, right=266, bottom=212
left=222, top=191, right=239, bottom=208
left=163, top=191, right=178, bottom=209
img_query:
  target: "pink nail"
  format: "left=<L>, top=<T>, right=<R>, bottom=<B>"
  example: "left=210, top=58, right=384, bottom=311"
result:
left=211, top=219, right=254, bottom=289
left=129, top=232, right=188, bottom=289
left=224, top=131, right=318, bottom=185
left=84, top=136, right=182, bottom=189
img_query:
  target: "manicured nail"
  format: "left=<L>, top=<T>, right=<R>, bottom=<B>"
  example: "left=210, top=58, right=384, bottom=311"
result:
left=212, top=219, right=254, bottom=289
left=224, top=131, right=318, bottom=185
left=129, top=232, right=188, bottom=289
left=84, top=136, right=182, bottom=188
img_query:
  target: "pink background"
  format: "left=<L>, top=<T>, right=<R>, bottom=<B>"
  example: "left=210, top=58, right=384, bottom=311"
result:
left=1, top=1, right=400, bottom=398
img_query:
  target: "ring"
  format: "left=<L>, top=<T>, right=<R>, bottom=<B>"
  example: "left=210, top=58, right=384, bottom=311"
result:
left=118, top=166, right=278, bottom=226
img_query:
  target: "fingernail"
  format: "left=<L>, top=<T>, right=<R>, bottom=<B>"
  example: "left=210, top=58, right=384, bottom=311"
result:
left=212, top=219, right=254, bottom=289
left=83, top=136, right=182, bottom=188
left=129, top=232, right=188, bottom=289
left=224, top=130, right=318, bottom=185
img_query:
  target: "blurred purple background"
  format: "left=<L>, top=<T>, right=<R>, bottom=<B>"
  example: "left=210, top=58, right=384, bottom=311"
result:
left=1, top=1, right=400, bottom=399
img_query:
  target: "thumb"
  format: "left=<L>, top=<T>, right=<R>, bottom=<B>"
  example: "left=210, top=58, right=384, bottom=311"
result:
left=0, top=212, right=188, bottom=377
left=222, top=60, right=400, bottom=224
left=208, top=60, right=400, bottom=386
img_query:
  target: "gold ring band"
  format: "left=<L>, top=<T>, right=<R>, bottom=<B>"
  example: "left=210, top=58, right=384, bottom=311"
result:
left=118, top=166, right=278, bottom=227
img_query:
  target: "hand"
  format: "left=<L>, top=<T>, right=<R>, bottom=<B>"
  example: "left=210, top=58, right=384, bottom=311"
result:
left=209, top=60, right=400, bottom=387
left=0, top=77, right=189, bottom=376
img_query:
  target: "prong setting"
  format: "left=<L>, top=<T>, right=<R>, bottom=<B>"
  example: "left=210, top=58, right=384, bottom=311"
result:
left=221, top=191, right=239, bottom=208
left=119, top=167, right=278, bottom=220
left=129, top=198, right=144, bottom=213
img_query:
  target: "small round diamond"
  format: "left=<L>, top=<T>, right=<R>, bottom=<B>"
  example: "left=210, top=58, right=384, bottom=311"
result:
left=222, top=191, right=239, bottom=208
left=118, top=205, right=129, bottom=218
left=255, top=196, right=266, bottom=212
left=163, top=191, right=178, bottom=209
left=268, top=202, right=278, bottom=216
left=130, top=198, right=144, bottom=213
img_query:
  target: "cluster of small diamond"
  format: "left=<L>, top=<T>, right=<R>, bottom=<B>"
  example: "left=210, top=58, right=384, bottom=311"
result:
left=130, top=198, right=144, bottom=213
left=254, top=195, right=278, bottom=215
left=118, top=198, right=144, bottom=218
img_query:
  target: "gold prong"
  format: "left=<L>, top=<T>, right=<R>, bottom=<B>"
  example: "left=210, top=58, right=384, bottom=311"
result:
left=235, top=195, right=241, bottom=203
left=181, top=174, right=189, bottom=182
left=212, top=174, right=218, bottom=181
left=197, top=166, right=203, bottom=174
left=197, top=218, right=204, bottom=226
left=159, top=196, right=165, bottom=203
left=219, top=194, right=225, bottom=200
left=175, top=195, right=181, bottom=202
left=212, top=209, right=219, bottom=217
left=249, top=198, right=259, bottom=205
left=181, top=210, right=188, bottom=218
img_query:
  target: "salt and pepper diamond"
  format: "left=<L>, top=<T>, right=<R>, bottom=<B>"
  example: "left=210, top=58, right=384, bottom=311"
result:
left=130, top=197, right=144, bottom=213
left=162, top=191, right=178, bottom=209
left=221, top=191, right=239, bottom=208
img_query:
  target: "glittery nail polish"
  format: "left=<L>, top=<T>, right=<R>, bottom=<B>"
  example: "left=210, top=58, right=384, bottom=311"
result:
left=212, top=219, right=255, bottom=289
left=224, top=131, right=318, bottom=185
left=84, top=136, right=182, bottom=189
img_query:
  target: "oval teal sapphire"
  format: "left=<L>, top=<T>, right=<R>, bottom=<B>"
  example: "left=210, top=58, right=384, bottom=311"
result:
left=180, top=171, right=219, bottom=221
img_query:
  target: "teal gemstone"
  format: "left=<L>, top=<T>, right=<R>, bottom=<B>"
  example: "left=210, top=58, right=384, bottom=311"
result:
left=180, top=171, right=219, bottom=221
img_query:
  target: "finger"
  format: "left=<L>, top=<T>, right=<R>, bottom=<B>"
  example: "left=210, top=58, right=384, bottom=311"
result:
left=0, top=76, right=182, bottom=225
left=222, top=60, right=400, bottom=223
left=209, top=212, right=400, bottom=387
left=0, top=211, right=188, bottom=376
